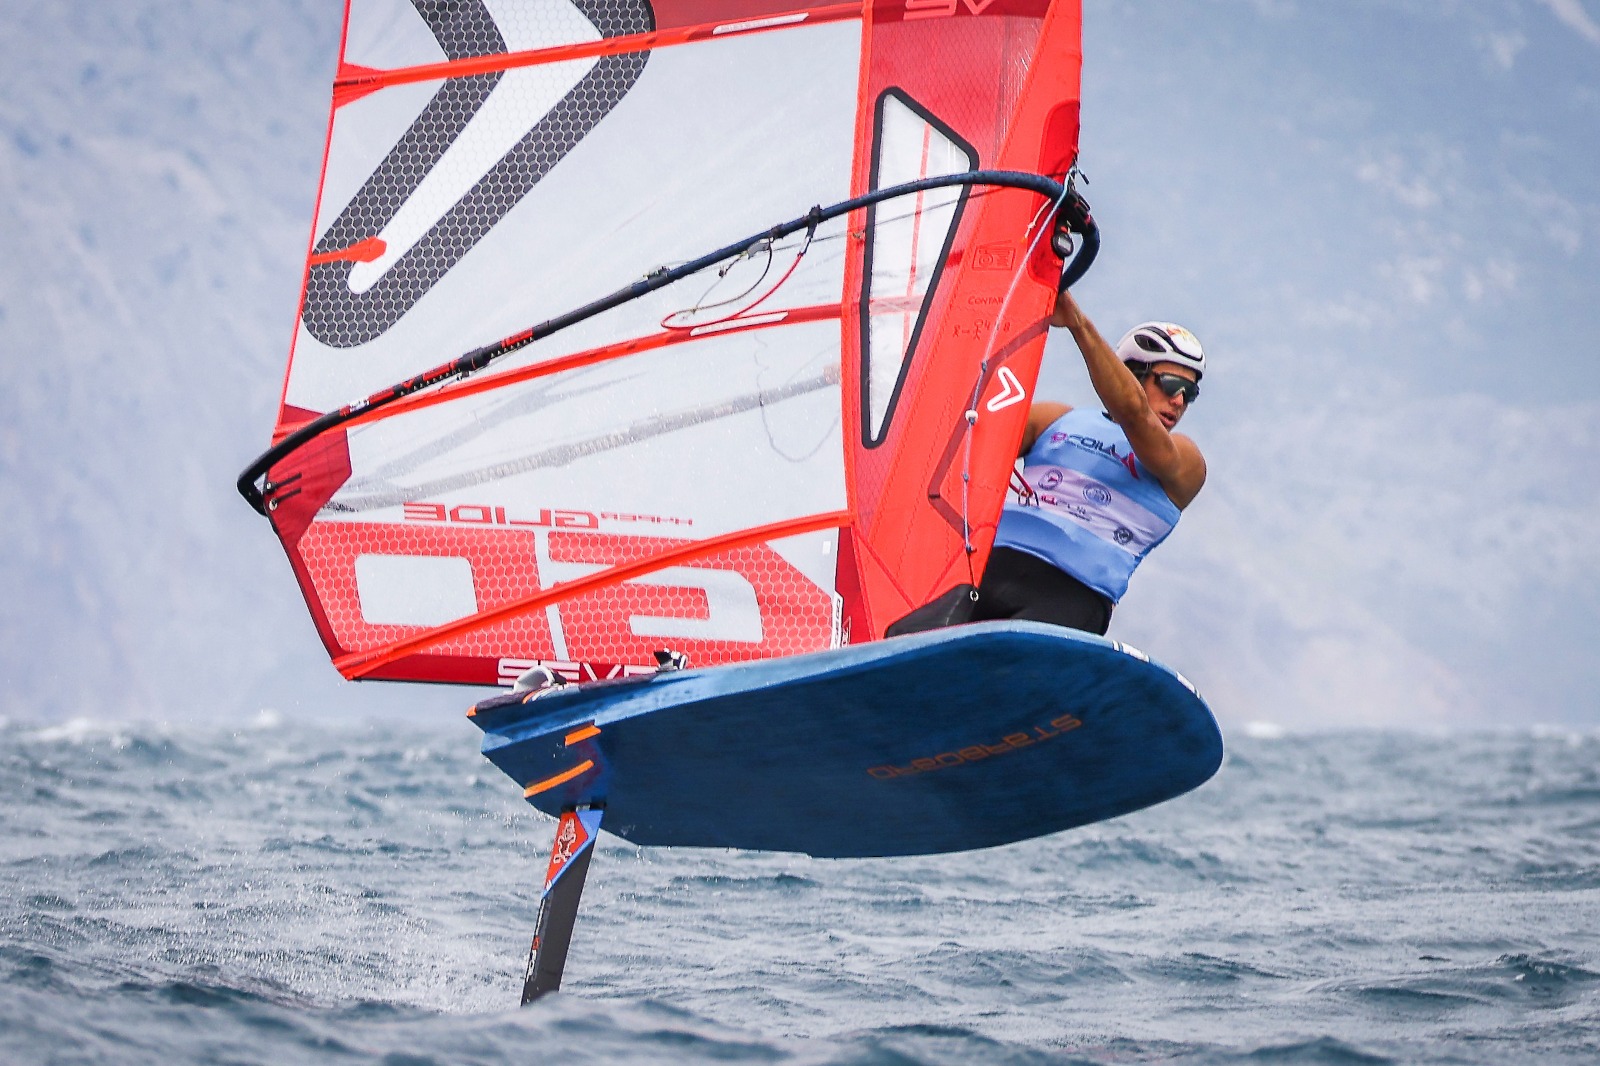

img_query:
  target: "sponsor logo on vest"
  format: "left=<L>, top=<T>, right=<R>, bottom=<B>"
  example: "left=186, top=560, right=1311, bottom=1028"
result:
left=1040, top=470, right=1063, bottom=490
left=1052, top=432, right=1141, bottom=480
left=1039, top=494, right=1094, bottom=522
left=1114, top=526, right=1135, bottom=546
left=1083, top=484, right=1112, bottom=506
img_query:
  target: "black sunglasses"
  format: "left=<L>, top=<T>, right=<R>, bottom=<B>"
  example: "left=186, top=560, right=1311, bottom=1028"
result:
left=1145, top=372, right=1199, bottom=405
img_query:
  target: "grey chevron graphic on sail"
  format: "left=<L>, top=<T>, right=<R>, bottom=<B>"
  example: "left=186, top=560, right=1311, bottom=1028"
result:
left=303, top=0, right=653, bottom=348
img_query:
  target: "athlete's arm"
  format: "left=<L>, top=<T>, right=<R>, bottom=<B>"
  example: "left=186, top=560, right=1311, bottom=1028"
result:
left=1051, top=292, right=1207, bottom=508
left=1018, top=401, right=1072, bottom=456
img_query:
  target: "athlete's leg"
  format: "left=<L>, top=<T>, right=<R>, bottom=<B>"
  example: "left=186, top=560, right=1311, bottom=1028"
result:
left=974, top=548, right=1113, bottom=635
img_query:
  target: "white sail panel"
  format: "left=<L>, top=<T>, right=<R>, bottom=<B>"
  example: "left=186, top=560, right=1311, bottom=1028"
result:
left=290, top=289, right=849, bottom=672
left=287, top=13, right=861, bottom=415
left=354, top=553, right=478, bottom=626
left=344, top=56, right=602, bottom=292
left=862, top=91, right=977, bottom=443
left=331, top=318, right=847, bottom=536
left=344, top=0, right=450, bottom=70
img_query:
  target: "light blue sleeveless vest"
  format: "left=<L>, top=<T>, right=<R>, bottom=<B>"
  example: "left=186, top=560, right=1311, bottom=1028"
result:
left=993, top=409, right=1181, bottom=603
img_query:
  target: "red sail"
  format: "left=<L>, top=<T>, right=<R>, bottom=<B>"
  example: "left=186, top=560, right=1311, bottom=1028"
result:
left=256, top=0, right=1083, bottom=686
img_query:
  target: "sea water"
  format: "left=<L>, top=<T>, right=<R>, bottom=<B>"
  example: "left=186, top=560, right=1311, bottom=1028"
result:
left=2, top=713, right=1597, bottom=1065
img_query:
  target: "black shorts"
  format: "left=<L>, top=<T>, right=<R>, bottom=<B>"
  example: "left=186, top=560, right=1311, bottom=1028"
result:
left=973, top=547, right=1113, bottom=636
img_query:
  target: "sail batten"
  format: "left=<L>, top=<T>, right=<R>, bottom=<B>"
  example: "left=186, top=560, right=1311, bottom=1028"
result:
left=333, top=1, right=867, bottom=103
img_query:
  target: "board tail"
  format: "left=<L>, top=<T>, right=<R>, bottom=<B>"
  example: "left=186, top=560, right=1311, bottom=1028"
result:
left=522, top=806, right=603, bottom=1004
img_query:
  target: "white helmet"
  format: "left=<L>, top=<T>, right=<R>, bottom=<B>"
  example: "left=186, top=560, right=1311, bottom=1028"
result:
left=1115, top=322, right=1206, bottom=379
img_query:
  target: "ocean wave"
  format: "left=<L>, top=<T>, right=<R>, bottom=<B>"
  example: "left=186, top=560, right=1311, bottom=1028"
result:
left=5, top=725, right=1600, bottom=1063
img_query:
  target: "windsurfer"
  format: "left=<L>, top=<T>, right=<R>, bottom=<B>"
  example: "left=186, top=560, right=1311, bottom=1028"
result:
left=973, top=291, right=1208, bottom=635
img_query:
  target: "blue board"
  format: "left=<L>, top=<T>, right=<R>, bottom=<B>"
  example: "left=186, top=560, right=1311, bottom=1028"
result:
left=469, top=622, right=1222, bottom=858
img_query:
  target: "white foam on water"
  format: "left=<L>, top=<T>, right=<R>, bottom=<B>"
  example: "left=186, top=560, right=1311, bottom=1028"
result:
left=1241, top=720, right=1287, bottom=739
